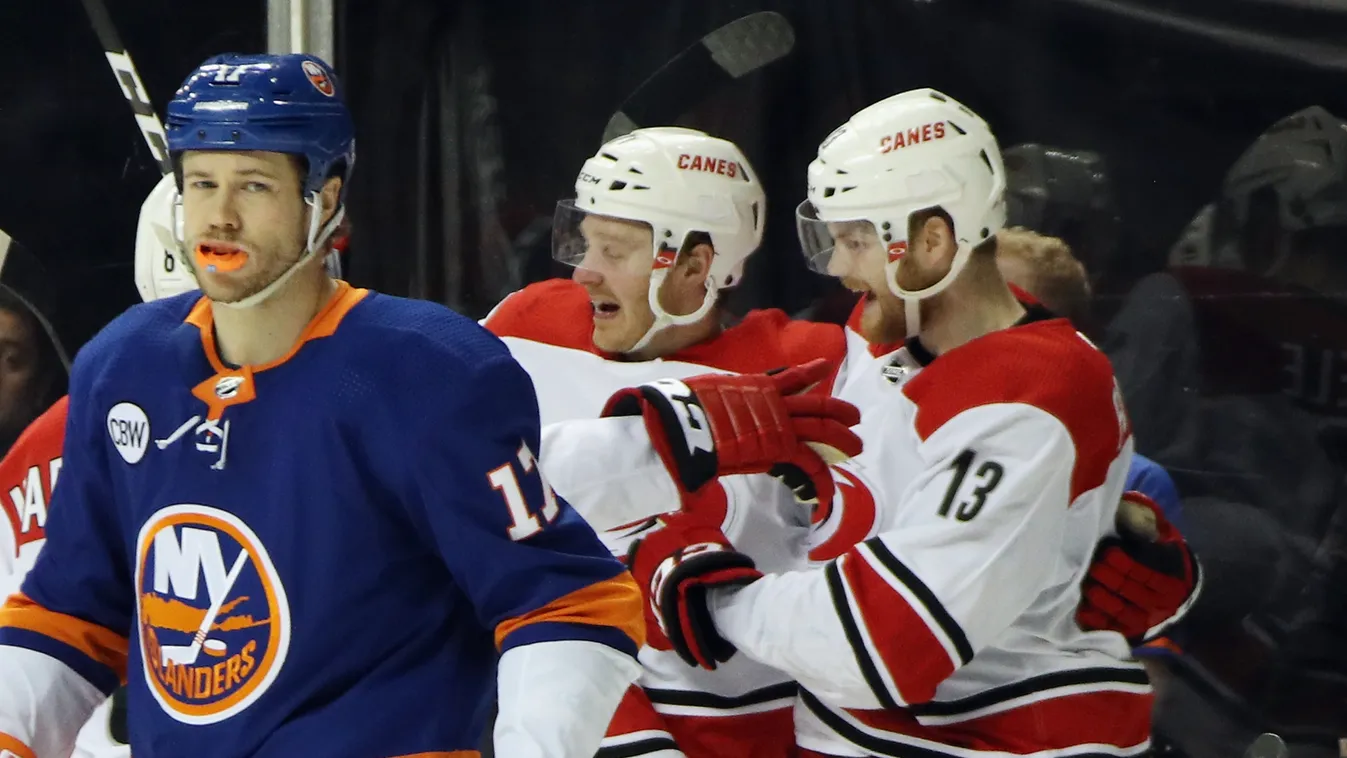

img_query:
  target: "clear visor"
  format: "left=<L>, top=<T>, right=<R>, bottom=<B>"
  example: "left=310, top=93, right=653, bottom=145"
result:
left=552, top=199, right=658, bottom=275
left=795, top=201, right=888, bottom=276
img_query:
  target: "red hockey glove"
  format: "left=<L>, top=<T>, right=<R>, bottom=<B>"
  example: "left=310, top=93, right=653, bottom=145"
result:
left=626, top=514, right=763, bottom=670
left=602, top=358, right=862, bottom=511
left=1078, top=491, right=1200, bottom=645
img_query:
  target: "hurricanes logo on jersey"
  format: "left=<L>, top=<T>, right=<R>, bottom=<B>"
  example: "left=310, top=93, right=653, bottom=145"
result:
left=135, top=505, right=290, bottom=725
left=808, top=464, right=880, bottom=562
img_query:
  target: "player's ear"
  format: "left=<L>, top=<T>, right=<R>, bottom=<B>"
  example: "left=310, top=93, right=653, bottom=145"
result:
left=915, top=214, right=954, bottom=267
left=678, top=241, right=714, bottom=286
left=318, top=176, right=343, bottom=227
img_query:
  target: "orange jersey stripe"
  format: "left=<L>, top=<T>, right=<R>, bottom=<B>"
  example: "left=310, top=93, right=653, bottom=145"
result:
left=0, top=732, right=36, bottom=758
left=494, top=572, right=645, bottom=650
left=186, top=281, right=370, bottom=373
left=184, top=283, right=369, bottom=419
left=1139, top=635, right=1183, bottom=655
left=0, top=593, right=129, bottom=682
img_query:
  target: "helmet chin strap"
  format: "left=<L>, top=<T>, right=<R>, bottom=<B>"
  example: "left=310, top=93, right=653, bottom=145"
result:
left=886, top=240, right=974, bottom=338
left=215, top=192, right=345, bottom=310
left=904, top=299, right=922, bottom=339
left=625, top=267, right=720, bottom=355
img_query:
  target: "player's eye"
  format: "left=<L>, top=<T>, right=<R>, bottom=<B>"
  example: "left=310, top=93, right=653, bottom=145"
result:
left=244, top=182, right=272, bottom=193
left=189, top=180, right=216, bottom=190
left=2, top=350, right=26, bottom=373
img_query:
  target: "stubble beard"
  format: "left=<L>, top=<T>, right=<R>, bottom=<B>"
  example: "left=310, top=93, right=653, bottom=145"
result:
left=859, top=291, right=910, bottom=346
left=188, top=239, right=308, bottom=305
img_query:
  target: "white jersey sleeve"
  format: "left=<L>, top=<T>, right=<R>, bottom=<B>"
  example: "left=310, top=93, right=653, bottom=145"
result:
left=494, top=639, right=642, bottom=758
left=539, top=417, right=682, bottom=531
left=0, top=541, right=42, bottom=605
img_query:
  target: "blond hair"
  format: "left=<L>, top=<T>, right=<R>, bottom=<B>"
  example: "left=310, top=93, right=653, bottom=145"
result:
left=995, top=226, right=1091, bottom=326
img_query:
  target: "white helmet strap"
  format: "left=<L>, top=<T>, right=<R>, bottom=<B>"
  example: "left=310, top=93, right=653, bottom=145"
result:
left=626, top=245, right=721, bottom=354
left=885, top=239, right=975, bottom=337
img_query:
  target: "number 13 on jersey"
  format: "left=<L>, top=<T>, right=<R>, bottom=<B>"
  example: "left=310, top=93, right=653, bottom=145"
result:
left=488, top=442, right=561, bottom=541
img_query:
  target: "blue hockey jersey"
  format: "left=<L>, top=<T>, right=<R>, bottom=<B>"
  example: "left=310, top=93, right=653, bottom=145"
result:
left=0, top=282, right=643, bottom=758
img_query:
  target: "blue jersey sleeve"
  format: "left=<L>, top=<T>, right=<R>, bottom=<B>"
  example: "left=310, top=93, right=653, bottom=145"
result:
left=402, top=351, right=644, bottom=658
left=1124, top=454, right=1185, bottom=534
left=2, top=347, right=132, bottom=695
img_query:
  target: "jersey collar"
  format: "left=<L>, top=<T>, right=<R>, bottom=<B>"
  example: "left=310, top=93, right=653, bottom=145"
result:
left=183, top=280, right=368, bottom=419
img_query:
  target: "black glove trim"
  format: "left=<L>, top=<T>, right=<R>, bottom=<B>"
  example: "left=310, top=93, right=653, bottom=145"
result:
left=633, top=380, right=721, bottom=492
left=658, top=548, right=759, bottom=668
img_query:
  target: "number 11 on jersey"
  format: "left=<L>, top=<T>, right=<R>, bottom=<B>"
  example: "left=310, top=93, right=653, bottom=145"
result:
left=488, top=442, right=561, bottom=541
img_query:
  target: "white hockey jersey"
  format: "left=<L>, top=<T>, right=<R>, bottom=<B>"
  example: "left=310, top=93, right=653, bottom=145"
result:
left=484, top=278, right=848, bottom=758
left=713, top=310, right=1152, bottom=758
left=556, top=304, right=1154, bottom=758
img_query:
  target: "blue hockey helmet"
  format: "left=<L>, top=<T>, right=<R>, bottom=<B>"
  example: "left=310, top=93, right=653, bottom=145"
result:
left=165, top=53, right=356, bottom=201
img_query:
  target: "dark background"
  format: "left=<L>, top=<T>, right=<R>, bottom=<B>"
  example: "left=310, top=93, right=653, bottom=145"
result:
left=2, top=0, right=1345, bottom=354
left=4, top=1, right=1347, bottom=753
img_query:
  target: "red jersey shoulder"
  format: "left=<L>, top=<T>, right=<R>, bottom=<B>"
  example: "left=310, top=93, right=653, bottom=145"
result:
left=904, top=320, right=1128, bottom=499
left=483, top=279, right=598, bottom=352
left=483, top=283, right=845, bottom=380
left=0, top=395, right=69, bottom=555
left=672, top=308, right=845, bottom=379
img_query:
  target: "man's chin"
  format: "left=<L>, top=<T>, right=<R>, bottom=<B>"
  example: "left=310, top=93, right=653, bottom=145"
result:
left=858, top=298, right=908, bottom=346
left=198, top=276, right=263, bottom=306
left=591, top=320, right=653, bottom=356
left=590, top=324, right=630, bottom=354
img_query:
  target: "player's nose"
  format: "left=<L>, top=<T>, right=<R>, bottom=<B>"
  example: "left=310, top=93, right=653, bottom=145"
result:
left=202, top=192, right=242, bottom=232
left=571, top=265, right=603, bottom=287
left=826, top=248, right=853, bottom=278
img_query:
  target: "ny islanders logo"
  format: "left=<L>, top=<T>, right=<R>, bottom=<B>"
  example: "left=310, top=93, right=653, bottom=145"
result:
left=135, top=505, right=290, bottom=724
left=301, top=60, right=335, bottom=97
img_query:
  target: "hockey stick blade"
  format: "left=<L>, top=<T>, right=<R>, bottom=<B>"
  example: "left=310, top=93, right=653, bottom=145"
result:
left=602, top=11, right=796, bottom=142
left=80, top=0, right=173, bottom=175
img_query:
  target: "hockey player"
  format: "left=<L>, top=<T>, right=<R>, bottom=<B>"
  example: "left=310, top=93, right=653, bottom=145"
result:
left=489, top=129, right=1194, bottom=756
left=484, top=126, right=859, bottom=758
left=0, top=53, right=643, bottom=758
left=612, top=89, right=1198, bottom=757
left=0, top=172, right=195, bottom=758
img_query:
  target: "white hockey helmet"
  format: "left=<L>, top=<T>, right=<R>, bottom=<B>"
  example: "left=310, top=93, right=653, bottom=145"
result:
left=135, top=173, right=200, bottom=303
left=553, top=127, right=766, bottom=352
left=797, top=88, right=1006, bottom=319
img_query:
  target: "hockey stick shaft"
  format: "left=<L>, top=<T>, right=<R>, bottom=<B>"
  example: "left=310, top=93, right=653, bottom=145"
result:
left=79, top=0, right=172, bottom=176
left=602, top=11, right=796, bottom=142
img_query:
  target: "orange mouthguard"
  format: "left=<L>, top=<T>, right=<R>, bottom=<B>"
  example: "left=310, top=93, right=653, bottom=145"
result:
left=194, top=243, right=250, bottom=273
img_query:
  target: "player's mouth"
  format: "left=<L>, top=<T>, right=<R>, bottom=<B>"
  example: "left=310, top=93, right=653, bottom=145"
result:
left=195, top=241, right=250, bottom=274
left=592, top=300, right=621, bottom=321
left=843, top=279, right=879, bottom=303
